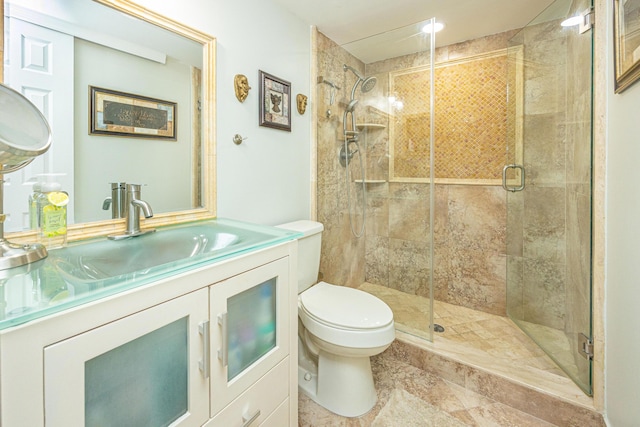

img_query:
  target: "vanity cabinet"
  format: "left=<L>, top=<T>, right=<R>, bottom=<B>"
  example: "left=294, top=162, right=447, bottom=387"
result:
left=0, top=241, right=298, bottom=427
left=209, top=257, right=290, bottom=421
left=44, top=289, right=210, bottom=426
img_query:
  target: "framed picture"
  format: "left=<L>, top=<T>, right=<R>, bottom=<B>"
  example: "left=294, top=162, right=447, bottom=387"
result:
left=90, top=86, right=177, bottom=139
left=259, top=71, right=291, bottom=131
left=614, top=0, right=640, bottom=93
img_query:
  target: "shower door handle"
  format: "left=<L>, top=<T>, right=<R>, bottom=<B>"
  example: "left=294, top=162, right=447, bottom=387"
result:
left=502, top=164, right=525, bottom=192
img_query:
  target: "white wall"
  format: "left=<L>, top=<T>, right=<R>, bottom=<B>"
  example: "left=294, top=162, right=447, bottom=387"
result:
left=605, top=0, right=640, bottom=424
left=133, top=0, right=312, bottom=227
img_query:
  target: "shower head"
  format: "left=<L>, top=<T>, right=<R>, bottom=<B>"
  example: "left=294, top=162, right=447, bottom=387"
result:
left=343, top=63, right=377, bottom=101
left=360, top=76, right=377, bottom=93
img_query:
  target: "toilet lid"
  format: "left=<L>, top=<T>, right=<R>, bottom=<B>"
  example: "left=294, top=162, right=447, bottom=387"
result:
left=299, top=282, right=393, bottom=330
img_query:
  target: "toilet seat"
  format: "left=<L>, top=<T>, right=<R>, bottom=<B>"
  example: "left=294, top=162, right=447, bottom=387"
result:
left=299, top=282, right=395, bottom=348
left=300, top=282, right=393, bottom=329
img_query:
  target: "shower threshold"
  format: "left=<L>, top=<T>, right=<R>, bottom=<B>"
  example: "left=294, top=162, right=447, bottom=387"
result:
left=358, top=282, right=594, bottom=409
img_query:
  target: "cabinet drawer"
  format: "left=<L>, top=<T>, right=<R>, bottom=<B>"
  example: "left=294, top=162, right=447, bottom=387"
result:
left=208, top=357, right=289, bottom=427
left=260, top=398, right=289, bottom=426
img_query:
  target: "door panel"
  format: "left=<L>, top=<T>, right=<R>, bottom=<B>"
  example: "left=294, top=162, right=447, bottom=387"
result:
left=4, top=17, right=74, bottom=231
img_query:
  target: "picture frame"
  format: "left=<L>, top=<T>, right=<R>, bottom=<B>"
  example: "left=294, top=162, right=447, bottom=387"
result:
left=259, top=71, right=291, bottom=131
left=613, top=0, right=640, bottom=93
left=89, top=86, right=177, bottom=139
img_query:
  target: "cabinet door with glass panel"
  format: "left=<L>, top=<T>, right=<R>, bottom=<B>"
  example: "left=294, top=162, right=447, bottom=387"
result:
left=43, top=288, right=210, bottom=427
left=209, top=257, right=290, bottom=416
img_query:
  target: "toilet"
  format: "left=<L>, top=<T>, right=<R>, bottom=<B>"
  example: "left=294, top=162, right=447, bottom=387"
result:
left=277, top=220, right=394, bottom=417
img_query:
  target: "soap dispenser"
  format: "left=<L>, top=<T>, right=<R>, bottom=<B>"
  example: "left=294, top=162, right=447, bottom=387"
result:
left=36, top=174, right=69, bottom=249
left=28, top=180, right=43, bottom=230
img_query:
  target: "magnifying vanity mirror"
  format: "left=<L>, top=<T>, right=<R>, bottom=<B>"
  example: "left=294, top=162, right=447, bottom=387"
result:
left=0, top=83, right=51, bottom=268
left=1, top=0, right=216, bottom=242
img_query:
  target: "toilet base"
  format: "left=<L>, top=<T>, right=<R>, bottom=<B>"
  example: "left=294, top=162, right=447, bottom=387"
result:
left=298, top=350, right=377, bottom=418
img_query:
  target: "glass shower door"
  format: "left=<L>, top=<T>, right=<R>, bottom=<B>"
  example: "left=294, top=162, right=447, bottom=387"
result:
left=505, top=0, right=593, bottom=394
left=338, top=18, right=436, bottom=343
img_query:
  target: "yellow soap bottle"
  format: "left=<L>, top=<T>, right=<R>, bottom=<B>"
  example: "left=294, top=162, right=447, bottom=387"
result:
left=37, top=179, right=69, bottom=249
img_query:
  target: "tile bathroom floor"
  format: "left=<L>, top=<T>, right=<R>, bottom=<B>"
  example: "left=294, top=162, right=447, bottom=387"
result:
left=298, top=283, right=592, bottom=426
left=298, top=351, right=557, bottom=426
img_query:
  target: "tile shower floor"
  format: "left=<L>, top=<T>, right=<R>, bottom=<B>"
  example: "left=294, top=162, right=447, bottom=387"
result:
left=298, top=282, right=595, bottom=426
left=359, top=282, right=574, bottom=380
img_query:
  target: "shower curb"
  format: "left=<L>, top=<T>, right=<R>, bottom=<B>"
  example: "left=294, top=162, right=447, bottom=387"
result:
left=387, top=335, right=605, bottom=427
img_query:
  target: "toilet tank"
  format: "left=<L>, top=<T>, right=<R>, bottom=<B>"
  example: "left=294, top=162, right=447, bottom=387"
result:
left=276, top=220, right=324, bottom=293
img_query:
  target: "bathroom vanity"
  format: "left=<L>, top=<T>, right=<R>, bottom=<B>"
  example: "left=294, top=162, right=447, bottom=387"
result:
left=0, top=219, right=299, bottom=427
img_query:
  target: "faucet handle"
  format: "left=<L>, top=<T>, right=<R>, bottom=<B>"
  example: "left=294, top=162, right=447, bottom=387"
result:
left=102, top=197, right=112, bottom=210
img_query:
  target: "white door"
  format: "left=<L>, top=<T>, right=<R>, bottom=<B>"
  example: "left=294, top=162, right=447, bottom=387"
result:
left=4, top=17, right=74, bottom=231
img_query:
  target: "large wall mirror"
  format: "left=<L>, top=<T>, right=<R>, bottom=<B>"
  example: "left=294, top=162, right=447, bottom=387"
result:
left=1, top=0, right=216, bottom=241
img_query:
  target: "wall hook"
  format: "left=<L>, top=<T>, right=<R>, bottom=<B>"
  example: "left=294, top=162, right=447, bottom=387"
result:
left=233, top=134, right=248, bottom=145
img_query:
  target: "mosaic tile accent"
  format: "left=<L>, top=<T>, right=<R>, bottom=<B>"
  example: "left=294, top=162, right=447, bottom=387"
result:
left=390, top=51, right=514, bottom=183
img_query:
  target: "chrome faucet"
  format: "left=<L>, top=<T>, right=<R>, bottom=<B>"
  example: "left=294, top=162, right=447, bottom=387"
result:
left=108, top=184, right=155, bottom=240
left=102, top=182, right=127, bottom=219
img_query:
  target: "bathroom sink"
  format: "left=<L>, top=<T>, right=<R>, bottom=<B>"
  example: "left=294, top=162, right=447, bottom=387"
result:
left=47, top=218, right=298, bottom=288
left=0, top=218, right=300, bottom=330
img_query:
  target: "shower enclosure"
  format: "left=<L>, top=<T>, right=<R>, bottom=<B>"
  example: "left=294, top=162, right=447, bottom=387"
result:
left=315, top=0, right=593, bottom=396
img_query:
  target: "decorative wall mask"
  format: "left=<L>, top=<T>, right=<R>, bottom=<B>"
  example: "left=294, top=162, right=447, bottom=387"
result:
left=234, top=74, right=251, bottom=102
left=296, top=94, right=308, bottom=115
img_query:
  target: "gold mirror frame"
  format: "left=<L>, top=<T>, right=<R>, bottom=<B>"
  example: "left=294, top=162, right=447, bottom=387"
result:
left=613, top=0, right=640, bottom=93
left=1, top=0, right=216, bottom=243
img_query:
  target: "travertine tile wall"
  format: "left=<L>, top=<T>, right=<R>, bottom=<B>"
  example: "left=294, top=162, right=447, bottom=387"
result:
left=316, top=30, right=516, bottom=313
left=364, top=32, right=516, bottom=316
left=315, top=32, right=366, bottom=288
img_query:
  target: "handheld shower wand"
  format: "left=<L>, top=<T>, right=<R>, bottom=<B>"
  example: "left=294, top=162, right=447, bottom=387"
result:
left=342, top=64, right=377, bottom=143
left=340, top=64, right=378, bottom=238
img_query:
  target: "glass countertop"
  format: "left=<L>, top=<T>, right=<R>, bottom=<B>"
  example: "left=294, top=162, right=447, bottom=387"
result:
left=0, top=218, right=300, bottom=331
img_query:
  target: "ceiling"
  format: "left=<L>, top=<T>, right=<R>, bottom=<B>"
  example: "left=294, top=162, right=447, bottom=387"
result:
left=272, top=0, right=558, bottom=62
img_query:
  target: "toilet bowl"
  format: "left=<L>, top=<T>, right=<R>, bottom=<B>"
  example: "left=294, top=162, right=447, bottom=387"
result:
left=298, top=281, right=394, bottom=417
left=276, top=220, right=395, bottom=417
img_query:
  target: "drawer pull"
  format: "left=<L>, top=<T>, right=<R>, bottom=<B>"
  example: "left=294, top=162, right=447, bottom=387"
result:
left=242, top=409, right=261, bottom=427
